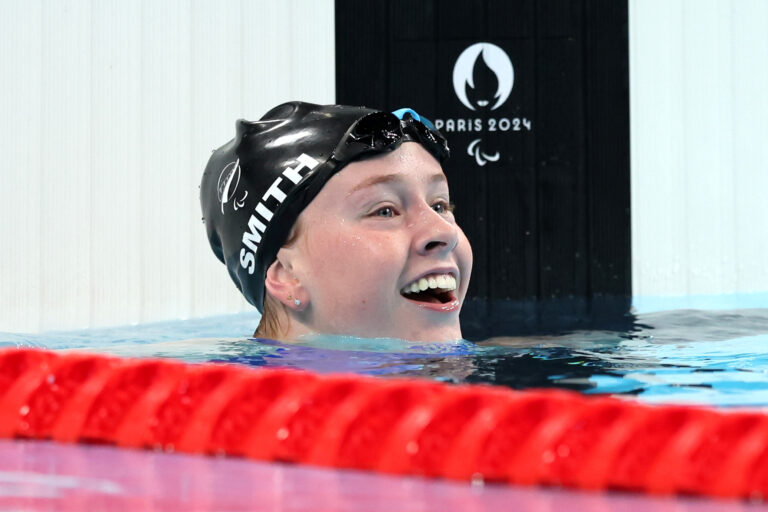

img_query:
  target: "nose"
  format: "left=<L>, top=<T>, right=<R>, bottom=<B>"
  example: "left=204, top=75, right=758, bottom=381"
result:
left=411, top=205, right=459, bottom=256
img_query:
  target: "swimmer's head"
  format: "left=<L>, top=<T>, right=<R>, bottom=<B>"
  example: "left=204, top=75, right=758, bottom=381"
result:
left=201, top=101, right=471, bottom=341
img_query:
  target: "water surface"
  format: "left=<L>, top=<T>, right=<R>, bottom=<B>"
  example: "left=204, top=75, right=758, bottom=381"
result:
left=3, top=308, right=768, bottom=408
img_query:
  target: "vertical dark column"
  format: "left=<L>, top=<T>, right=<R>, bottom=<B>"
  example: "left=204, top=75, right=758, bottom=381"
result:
left=584, top=0, right=632, bottom=316
left=335, top=0, right=630, bottom=339
left=388, top=2, right=438, bottom=114
left=484, top=0, right=538, bottom=333
left=534, top=0, right=589, bottom=325
left=334, top=1, right=389, bottom=109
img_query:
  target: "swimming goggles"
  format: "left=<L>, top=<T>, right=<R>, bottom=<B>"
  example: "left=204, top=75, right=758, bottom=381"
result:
left=330, top=108, right=450, bottom=165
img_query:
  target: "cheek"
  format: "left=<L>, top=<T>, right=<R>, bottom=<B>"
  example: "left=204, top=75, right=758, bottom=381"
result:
left=458, top=230, right=473, bottom=267
left=305, top=228, right=399, bottom=290
left=456, top=229, right=473, bottom=295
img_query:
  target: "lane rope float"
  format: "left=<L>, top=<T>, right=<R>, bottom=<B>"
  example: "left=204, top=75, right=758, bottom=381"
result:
left=1, top=348, right=767, bottom=500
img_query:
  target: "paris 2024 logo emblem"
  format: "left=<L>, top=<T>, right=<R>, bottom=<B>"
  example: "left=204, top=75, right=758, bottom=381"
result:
left=453, top=43, right=514, bottom=111
left=435, top=42, right=532, bottom=166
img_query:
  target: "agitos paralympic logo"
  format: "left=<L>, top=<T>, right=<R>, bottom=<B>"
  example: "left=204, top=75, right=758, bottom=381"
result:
left=434, top=42, right=532, bottom=166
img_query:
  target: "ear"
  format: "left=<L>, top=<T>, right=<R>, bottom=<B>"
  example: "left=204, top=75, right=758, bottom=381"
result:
left=264, top=257, right=308, bottom=311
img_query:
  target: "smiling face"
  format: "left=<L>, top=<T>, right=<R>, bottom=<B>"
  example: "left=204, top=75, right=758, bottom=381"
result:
left=268, top=142, right=473, bottom=341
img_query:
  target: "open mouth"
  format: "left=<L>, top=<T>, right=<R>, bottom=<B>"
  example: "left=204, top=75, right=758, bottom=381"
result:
left=400, top=273, right=458, bottom=305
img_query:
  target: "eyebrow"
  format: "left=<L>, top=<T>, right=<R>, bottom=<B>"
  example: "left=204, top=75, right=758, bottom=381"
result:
left=348, top=172, right=447, bottom=195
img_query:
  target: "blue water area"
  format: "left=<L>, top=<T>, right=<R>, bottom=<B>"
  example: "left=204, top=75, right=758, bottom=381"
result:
left=2, top=307, right=768, bottom=408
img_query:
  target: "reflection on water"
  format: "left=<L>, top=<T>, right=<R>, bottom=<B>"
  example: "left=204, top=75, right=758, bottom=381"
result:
left=3, top=308, right=768, bottom=407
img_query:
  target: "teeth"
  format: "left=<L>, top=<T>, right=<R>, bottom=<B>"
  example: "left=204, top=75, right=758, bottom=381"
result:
left=401, top=273, right=458, bottom=295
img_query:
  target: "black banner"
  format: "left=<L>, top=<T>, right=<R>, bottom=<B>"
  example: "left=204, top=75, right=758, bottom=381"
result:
left=336, top=0, right=630, bottom=338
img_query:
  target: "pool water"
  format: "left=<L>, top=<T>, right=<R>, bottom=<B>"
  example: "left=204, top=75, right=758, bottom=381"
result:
left=2, top=307, right=768, bottom=408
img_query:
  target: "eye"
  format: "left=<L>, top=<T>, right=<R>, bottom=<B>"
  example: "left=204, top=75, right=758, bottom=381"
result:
left=372, top=206, right=396, bottom=218
left=432, top=201, right=455, bottom=214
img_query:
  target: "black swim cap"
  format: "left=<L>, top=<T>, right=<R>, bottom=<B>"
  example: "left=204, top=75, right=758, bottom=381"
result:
left=200, top=101, right=449, bottom=312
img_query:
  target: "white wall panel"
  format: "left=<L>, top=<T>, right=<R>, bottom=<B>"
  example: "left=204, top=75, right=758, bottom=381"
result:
left=90, top=0, right=142, bottom=328
left=40, top=0, right=92, bottom=330
left=630, top=0, right=688, bottom=296
left=1, top=0, right=335, bottom=333
left=681, top=0, right=735, bottom=295
left=241, top=1, right=291, bottom=118
left=731, top=0, right=768, bottom=293
left=287, top=0, right=336, bottom=103
left=189, top=0, right=250, bottom=319
left=138, top=0, right=192, bottom=324
left=630, top=0, right=768, bottom=299
left=0, top=0, right=42, bottom=331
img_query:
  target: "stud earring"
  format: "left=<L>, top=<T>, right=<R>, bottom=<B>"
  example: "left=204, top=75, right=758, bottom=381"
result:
left=287, top=294, right=292, bottom=301
left=294, top=298, right=301, bottom=306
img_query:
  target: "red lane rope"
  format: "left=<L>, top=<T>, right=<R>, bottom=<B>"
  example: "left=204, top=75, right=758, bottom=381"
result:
left=0, top=347, right=766, bottom=500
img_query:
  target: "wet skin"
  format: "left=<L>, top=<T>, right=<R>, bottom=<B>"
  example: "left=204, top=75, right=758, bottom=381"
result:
left=268, top=142, right=473, bottom=341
